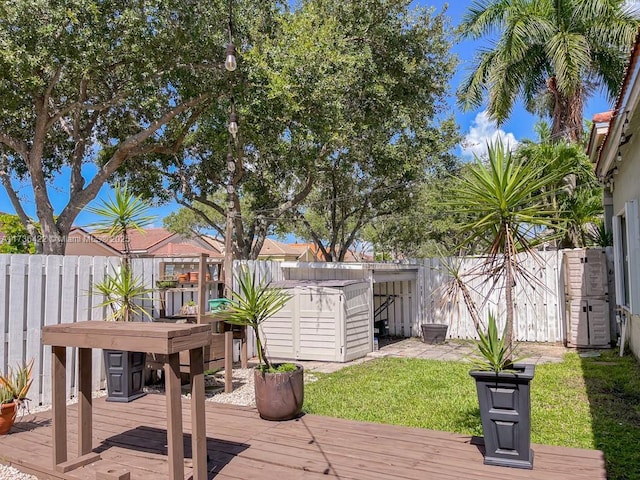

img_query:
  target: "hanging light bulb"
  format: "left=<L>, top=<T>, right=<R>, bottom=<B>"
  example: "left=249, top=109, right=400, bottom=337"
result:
left=228, top=112, right=238, bottom=138
left=225, top=43, right=237, bottom=72
left=227, top=153, right=235, bottom=172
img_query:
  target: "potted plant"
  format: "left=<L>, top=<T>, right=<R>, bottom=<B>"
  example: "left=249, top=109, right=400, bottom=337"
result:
left=222, top=268, right=302, bottom=421
left=156, top=275, right=178, bottom=289
left=469, top=314, right=533, bottom=469
left=88, top=182, right=155, bottom=402
left=180, top=300, right=198, bottom=316
left=0, top=360, right=33, bottom=435
left=448, top=140, right=566, bottom=468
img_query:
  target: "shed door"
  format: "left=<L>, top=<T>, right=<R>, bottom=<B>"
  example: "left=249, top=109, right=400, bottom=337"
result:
left=586, top=299, right=610, bottom=347
left=297, top=290, right=340, bottom=361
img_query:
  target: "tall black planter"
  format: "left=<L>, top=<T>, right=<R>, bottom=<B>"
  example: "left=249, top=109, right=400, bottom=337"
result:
left=470, top=364, right=535, bottom=469
left=103, top=350, right=146, bottom=402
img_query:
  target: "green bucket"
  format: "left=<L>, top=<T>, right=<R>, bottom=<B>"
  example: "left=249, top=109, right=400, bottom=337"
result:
left=208, top=298, right=230, bottom=312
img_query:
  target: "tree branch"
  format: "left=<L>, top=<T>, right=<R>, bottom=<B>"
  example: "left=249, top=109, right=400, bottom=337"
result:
left=57, top=94, right=208, bottom=231
left=0, top=156, right=38, bottom=239
left=0, top=134, right=29, bottom=160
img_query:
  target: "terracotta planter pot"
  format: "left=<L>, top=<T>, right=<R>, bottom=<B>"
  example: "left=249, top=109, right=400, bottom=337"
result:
left=177, top=273, right=189, bottom=284
left=0, top=402, right=17, bottom=435
left=189, top=271, right=198, bottom=283
left=254, top=365, right=304, bottom=421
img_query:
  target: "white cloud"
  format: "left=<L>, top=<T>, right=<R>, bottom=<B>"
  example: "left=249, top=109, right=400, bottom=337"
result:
left=461, top=111, right=518, bottom=158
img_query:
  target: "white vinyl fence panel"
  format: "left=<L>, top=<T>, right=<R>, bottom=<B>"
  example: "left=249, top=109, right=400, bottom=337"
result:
left=0, top=251, right=571, bottom=407
left=414, top=251, right=564, bottom=342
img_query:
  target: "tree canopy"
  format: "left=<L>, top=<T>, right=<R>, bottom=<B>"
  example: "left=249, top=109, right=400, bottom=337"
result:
left=457, top=0, right=638, bottom=143
left=0, top=0, right=249, bottom=253
left=130, top=0, right=459, bottom=261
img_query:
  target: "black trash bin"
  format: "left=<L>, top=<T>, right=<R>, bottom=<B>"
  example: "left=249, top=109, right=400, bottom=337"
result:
left=421, top=324, right=448, bottom=344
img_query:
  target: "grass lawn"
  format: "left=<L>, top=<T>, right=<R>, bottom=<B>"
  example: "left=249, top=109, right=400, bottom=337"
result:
left=303, top=350, right=640, bottom=480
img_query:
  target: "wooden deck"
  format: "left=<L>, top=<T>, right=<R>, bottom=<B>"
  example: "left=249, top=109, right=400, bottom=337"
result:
left=0, top=394, right=606, bottom=479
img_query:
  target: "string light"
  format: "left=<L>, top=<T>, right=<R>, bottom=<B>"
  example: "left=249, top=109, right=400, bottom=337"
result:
left=228, top=112, right=238, bottom=138
left=225, top=44, right=237, bottom=72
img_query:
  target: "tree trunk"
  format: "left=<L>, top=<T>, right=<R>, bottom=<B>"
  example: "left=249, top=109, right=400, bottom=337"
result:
left=39, top=218, right=67, bottom=255
left=504, top=227, right=515, bottom=353
left=546, top=77, right=583, bottom=144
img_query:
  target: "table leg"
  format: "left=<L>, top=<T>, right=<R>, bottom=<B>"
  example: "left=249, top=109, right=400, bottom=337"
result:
left=78, top=347, right=92, bottom=456
left=165, top=353, right=184, bottom=480
left=224, top=331, right=233, bottom=393
left=190, top=347, right=207, bottom=480
left=52, top=346, right=67, bottom=467
left=241, top=326, right=248, bottom=369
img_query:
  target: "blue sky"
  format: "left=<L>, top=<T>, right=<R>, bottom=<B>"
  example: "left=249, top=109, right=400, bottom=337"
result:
left=0, top=1, right=621, bottom=228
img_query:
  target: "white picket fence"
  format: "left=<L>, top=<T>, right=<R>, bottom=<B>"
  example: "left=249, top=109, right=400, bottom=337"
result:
left=0, top=252, right=567, bottom=407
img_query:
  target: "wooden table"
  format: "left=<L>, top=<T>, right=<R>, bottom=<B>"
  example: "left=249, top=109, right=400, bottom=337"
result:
left=42, top=321, right=211, bottom=480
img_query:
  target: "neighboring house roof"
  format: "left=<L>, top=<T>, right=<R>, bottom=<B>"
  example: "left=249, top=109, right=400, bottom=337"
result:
left=104, top=227, right=174, bottom=254
left=66, top=227, right=122, bottom=256
left=66, top=227, right=222, bottom=258
left=150, top=240, right=224, bottom=257
left=258, top=238, right=306, bottom=257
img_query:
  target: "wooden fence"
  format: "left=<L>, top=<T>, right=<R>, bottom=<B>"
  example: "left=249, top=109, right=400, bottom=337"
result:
left=1, top=252, right=567, bottom=407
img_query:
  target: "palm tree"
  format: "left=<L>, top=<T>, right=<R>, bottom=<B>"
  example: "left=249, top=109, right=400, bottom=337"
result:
left=450, top=139, right=565, bottom=351
left=517, top=122, right=603, bottom=247
left=458, top=0, right=638, bottom=143
left=87, top=182, right=156, bottom=266
left=88, top=183, right=156, bottom=321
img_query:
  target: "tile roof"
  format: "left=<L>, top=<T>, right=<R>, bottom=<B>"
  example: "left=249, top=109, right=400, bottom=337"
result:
left=103, top=227, right=174, bottom=252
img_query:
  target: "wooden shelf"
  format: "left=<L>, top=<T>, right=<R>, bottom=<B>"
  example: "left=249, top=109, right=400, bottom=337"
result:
left=159, top=255, right=225, bottom=321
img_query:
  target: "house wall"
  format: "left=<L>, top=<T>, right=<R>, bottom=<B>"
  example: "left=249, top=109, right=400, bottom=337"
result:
left=612, top=141, right=640, bottom=359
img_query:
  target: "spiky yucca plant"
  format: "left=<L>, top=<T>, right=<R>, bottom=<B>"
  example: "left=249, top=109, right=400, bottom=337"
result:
left=222, top=267, right=291, bottom=371
left=450, top=139, right=565, bottom=352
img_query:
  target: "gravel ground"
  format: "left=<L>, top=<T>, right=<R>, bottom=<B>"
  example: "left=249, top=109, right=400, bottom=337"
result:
left=0, top=464, right=37, bottom=480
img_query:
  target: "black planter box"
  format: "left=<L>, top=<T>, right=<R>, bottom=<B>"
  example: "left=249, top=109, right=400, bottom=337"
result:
left=103, top=349, right=146, bottom=402
left=470, top=363, right=535, bottom=469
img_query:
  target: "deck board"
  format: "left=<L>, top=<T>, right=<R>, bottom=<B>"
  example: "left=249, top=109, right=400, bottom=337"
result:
left=0, top=394, right=606, bottom=480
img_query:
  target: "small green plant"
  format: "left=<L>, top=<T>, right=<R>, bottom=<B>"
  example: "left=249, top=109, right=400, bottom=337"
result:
left=268, top=363, right=297, bottom=373
left=0, top=360, right=33, bottom=408
left=589, top=220, right=613, bottom=247
left=471, top=313, right=523, bottom=372
left=93, top=266, right=154, bottom=322
left=0, top=385, right=13, bottom=405
left=222, top=267, right=291, bottom=371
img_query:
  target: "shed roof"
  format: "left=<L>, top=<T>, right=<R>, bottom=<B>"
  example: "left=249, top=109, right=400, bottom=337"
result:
left=273, top=279, right=366, bottom=288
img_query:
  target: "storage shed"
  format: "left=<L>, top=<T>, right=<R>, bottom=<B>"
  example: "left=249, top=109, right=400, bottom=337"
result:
left=563, top=248, right=611, bottom=347
left=263, top=280, right=372, bottom=362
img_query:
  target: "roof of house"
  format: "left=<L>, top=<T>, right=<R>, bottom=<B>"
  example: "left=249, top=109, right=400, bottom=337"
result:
left=150, top=240, right=224, bottom=257
left=592, top=111, right=613, bottom=123
left=103, top=227, right=175, bottom=253
left=258, top=238, right=310, bottom=257
left=593, top=29, right=640, bottom=174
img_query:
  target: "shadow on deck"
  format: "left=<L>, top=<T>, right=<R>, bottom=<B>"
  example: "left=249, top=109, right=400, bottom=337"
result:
left=0, top=393, right=606, bottom=479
